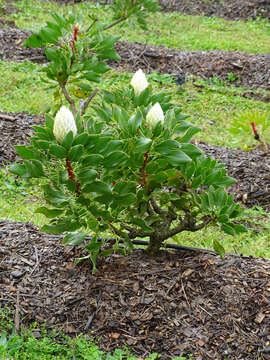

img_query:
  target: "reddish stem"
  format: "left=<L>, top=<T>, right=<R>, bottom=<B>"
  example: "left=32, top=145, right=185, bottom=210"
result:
left=250, top=122, right=259, bottom=140
left=66, top=156, right=81, bottom=195
left=140, top=150, right=150, bottom=187
left=71, top=24, right=79, bottom=54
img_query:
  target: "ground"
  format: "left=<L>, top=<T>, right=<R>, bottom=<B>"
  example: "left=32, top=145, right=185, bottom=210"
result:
left=1, top=220, right=270, bottom=359
left=0, top=0, right=270, bottom=359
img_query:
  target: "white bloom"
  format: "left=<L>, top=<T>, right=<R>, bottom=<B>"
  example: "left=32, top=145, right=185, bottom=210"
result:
left=53, top=106, right=77, bottom=143
left=130, top=69, right=148, bottom=96
left=146, top=102, right=164, bottom=127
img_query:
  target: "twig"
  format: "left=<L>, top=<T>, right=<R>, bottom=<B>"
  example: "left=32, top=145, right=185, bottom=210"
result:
left=15, top=291, right=20, bottom=334
left=84, top=291, right=102, bottom=330
left=0, top=113, right=15, bottom=122
left=104, top=17, right=126, bottom=31
left=60, top=84, right=77, bottom=116
left=85, top=18, right=98, bottom=32
left=80, top=89, right=99, bottom=116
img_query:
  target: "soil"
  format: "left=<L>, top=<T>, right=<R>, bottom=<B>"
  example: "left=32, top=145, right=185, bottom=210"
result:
left=1, top=220, right=270, bottom=360
left=1, top=26, right=270, bottom=98
left=1, top=110, right=270, bottom=210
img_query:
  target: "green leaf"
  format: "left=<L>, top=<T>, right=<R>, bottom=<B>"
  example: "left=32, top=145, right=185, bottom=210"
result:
left=221, top=223, right=236, bottom=236
left=62, top=232, right=86, bottom=246
left=234, top=224, right=248, bottom=234
left=49, top=144, right=67, bottom=159
left=155, top=140, right=179, bottom=155
left=43, top=184, right=68, bottom=207
left=68, top=145, right=84, bottom=162
left=103, top=151, right=128, bottom=169
left=128, top=111, right=142, bottom=135
left=130, top=218, right=153, bottom=233
left=102, top=140, right=124, bottom=155
left=35, top=207, right=64, bottom=218
left=213, top=239, right=225, bottom=258
left=14, top=146, right=41, bottom=160
left=113, top=181, right=137, bottom=195
left=45, top=48, right=59, bottom=61
left=10, top=163, right=29, bottom=178
left=73, top=133, right=89, bottom=146
left=24, top=160, right=44, bottom=178
left=135, top=137, right=152, bottom=153
left=83, top=181, right=112, bottom=195
left=23, top=33, right=44, bottom=48
left=39, top=28, right=59, bottom=44
left=180, top=143, right=202, bottom=159
left=78, top=169, right=98, bottom=184
left=113, top=193, right=136, bottom=206
left=84, top=72, right=101, bottom=83
left=82, top=154, right=103, bottom=167
left=165, top=150, right=192, bottom=166
left=62, top=131, right=74, bottom=149
left=41, top=220, right=80, bottom=235
left=45, top=114, right=54, bottom=130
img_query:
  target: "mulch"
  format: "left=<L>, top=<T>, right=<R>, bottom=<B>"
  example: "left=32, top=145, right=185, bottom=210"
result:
left=1, top=220, right=270, bottom=359
left=1, top=26, right=270, bottom=97
left=1, top=111, right=270, bottom=210
left=0, top=111, right=43, bottom=165
left=158, top=0, right=270, bottom=21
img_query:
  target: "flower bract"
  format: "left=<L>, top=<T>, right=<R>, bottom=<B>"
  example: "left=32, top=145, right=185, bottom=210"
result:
left=130, top=69, right=149, bottom=96
left=53, top=106, right=77, bottom=143
left=146, top=102, right=164, bottom=127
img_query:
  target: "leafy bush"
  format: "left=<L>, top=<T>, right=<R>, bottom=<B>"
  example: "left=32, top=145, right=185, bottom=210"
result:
left=10, top=1, right=246, bottom=270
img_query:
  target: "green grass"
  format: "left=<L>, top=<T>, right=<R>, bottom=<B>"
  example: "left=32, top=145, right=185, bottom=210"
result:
left=5, top=0, right=270, bottom=53
left=0, top=61, right=51, bottom=114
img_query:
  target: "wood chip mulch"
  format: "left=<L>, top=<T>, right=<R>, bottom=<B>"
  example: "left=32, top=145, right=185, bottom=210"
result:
left=158, top=0, right=270, bottom=21
left=1, top=220, right=270, bottom=359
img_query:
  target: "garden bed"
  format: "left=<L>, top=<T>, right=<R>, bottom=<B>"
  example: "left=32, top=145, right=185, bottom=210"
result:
left=0, top=220, right=270, bottom=359
left=1, top=26, right=270, bottom=94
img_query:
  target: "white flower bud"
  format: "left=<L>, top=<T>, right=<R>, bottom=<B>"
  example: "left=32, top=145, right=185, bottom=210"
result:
left=146, top=102, right=164, bottom=127
left=53, top=106, right=77, bottom=143
left=130, top=69, right=148, bottom=96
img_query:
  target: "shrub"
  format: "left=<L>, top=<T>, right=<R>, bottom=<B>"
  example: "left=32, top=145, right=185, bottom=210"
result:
left=10, top=2, right=246, bottom=270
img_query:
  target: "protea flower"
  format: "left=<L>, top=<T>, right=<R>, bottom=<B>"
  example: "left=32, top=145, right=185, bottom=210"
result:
left=53, top=106, right=77, bottom=143
left=130, top=69, right=148, bottom=96
left=146, top=102, right=164, bottom=127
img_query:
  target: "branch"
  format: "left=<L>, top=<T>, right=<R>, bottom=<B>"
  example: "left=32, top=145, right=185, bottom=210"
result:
left=150, top=198, right=165, bottom=215
left=60, top=83, right=77, bottom=116
left=86, top=18, right=98, bottom=32
left=104, top=17, right=126, bottom=31
left=80, top=89, right=99, bottom=116
left=167, top=215, right=212, bottom=238
left=120, top=223, right=149, bottom=239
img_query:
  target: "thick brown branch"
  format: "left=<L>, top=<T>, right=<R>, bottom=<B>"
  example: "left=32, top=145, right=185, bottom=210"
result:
left=167, top=215, right=212, bottom=238
left=150, top=198, right=165, bottom=215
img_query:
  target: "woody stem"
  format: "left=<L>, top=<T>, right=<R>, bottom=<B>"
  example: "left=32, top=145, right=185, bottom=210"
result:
left=66, top=155, right=81, bottom=195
